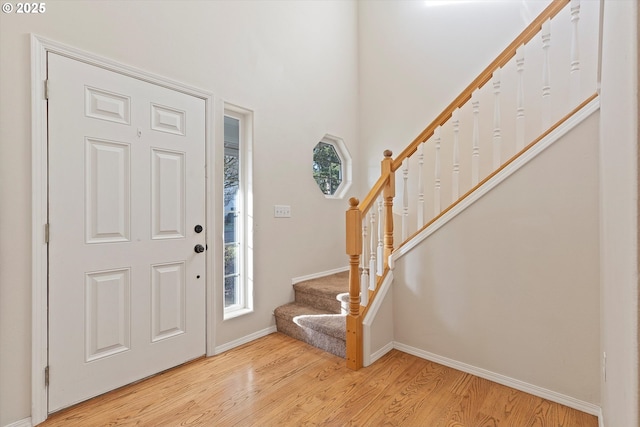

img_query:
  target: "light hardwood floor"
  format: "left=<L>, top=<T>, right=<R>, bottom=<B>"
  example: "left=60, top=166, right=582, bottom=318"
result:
left=40, top=333, right=598, bottom=427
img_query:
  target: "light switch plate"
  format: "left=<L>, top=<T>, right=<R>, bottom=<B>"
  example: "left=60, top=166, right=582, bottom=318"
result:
left=274, top=205, right=291, bottom=218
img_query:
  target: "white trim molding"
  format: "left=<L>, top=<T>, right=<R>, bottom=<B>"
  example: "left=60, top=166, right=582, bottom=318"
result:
left=213, top=327, right=277, bottom=355
left=362, top=271, right=395, bottom=367
left=368, top=342, right=395, bottom=367
left=291, top=266, right=349, bottom=285
left=394, top=341, right=602, bottom=418
left=30, top=34, right=215, bottom=426
left=30, top=34, right=49, bottom=427
left=4, top=418, right=33, bottom=427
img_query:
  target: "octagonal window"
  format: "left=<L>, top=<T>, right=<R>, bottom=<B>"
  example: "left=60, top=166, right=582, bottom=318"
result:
left=312, top=135, right=352, bottom=199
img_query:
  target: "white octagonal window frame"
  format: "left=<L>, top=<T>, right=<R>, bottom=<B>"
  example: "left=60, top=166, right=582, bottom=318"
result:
left=312, top=134, right=352, bottom=199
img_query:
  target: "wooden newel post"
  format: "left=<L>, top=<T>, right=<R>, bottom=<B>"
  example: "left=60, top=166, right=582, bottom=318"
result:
left=381, top=150, right=395, bottom=269
left=346, top=197, right=362, bottom=316
left=345, top=197, right=362, bottom=370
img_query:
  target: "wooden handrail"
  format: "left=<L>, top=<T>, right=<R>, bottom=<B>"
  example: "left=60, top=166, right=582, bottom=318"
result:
left=358, top=174, right=389, bottom=216
left=357, top=150, right=394, bottom=217
left=391, top=0, right=570, bottom=172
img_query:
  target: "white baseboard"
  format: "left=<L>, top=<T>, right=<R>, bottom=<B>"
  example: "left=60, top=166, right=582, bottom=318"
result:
left=394, top=342, right=602, bottom=417
left=368, top=342, right=394, bottom=366
left=598, top=407, right=605, bottom=427
left=3, top=418, right=32, bottom=427
left=291, top=266, right=349, bottom=284
left=362, top=271, right=395, bottom=367
left=213, top=326, right=277, bottom=354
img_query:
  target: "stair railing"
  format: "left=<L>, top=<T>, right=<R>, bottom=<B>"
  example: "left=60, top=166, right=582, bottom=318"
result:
left=345, top=0, right=598, bottom=370
left=346, top=150, right=394, bottom=370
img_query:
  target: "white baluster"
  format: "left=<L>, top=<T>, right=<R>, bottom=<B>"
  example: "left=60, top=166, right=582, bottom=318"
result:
left=570, top=0, right=581, bottom=106
left=369, top=209, right=376, bottom=291
left=472, top=98, right=480, bottom=186
left=541, top=19, right=552, bottom=131
left=402, top=159, right=409, bottom=241
left=492, top=68, right=502, bottom=169
left=516, top=46, right=525, bottom=150
left=360, top=218, right=368, bottom=306
left=376, top=198, right=383, bottom=275
left=434, top=127, right=442, bottom=215
left=360, top=276, right=368, bottom=307
left=417, top=143, right=425, bottom=228
left=452, top=108, right=460, bottom=201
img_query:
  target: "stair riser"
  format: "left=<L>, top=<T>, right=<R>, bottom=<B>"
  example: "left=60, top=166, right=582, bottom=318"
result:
left=295, top=290, right=341, bottom=313
left=275, top=316, right=345, bottom=358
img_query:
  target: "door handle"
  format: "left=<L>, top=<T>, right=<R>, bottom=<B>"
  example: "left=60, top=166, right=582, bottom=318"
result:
left=194, top=244, right=205, bottom=253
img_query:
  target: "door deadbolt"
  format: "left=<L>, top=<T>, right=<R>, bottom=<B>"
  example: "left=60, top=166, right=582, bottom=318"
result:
left=194, top=244, right=205, bottom=253
left=194, top=225, right=203, bottom=233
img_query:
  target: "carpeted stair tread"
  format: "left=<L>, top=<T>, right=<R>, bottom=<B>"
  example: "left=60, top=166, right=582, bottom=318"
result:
left=274, top=301, right=346, bottom=358
left=293, top=271, right=349, bottom=314
left=274, top=302, right=346, bottom=341
left=293, top=271, right=349, bottom=298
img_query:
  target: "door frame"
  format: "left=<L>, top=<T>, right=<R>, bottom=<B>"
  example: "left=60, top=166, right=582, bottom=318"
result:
left=30, top=34, right=217, bottom=425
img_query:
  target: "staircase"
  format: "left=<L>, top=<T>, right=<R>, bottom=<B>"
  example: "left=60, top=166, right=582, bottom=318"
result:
left=274, top=271, right=349, bottom=358
left=275, top=0, right=599, bottom=368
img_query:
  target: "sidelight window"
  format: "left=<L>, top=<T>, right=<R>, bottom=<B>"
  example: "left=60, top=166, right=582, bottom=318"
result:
left=223, top=106, right=253, bottom=318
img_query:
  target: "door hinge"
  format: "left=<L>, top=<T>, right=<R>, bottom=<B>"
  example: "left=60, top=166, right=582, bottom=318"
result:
left=44, top=223, right=49, bottom=243
left=44, top=79, right=50, bottom=100
left=44, top=366, right=50, bottom=387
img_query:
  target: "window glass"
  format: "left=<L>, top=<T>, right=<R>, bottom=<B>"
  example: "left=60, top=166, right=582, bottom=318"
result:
left=311, top=135, right=351, bottom=199
left=313, top=141, right=343, bottom=196
left=223, top=115, right=242, bottom=309
left=223, top=107, right=253, bottom=318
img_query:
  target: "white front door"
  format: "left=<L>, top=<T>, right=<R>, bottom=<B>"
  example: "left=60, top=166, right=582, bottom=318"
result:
left=47, top=53, right=207, bottom=412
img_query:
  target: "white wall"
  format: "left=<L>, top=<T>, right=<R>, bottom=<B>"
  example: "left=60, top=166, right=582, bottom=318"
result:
left=599, top=0, right=639, bottom=425
left=0, top=1, right=359, bottom=425
left=357, top=0, right=555, bottom=187
left=391, top=112, right=601, bottom=405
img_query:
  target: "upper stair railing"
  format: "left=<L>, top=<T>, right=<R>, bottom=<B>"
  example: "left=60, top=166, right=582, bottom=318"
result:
left=345, top=0, right=599, bottom=370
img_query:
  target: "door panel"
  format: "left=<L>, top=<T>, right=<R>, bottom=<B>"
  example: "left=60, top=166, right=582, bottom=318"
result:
left=85, top=138, right=131, bottom=243
left=151, top=148, right=186, bottom=239
left=48, top=53, right=206, bottom=412
left=151, top=261, right=186, bottom=342
left=84, top=268, right=131, bottom=362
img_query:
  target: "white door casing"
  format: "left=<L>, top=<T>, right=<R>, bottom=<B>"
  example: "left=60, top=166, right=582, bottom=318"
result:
left=47, top=52, right=207, bottom=411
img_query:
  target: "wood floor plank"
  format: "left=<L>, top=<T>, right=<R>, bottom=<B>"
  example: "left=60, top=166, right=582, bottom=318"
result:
left=473, top=382, right=539, bottom=426
left=248, top=350, right=412, bottom=426
left=39, top=333, right=599, bottom=427
left=226, top=356, right=351, bottom=426
left=177, top=341, right=328, bottom=426
left=394, top=365, right=466, bottom=427
left=439, top=375, right=494, bottom=427
left=347, top=359, right=454, bottom=426
left=302, top=352, right=421, bottom=426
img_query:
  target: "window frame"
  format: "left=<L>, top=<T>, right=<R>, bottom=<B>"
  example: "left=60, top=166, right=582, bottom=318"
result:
left=222, top=105, right=253, bottom=319
left=313, top=134, right=352, bottom=199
